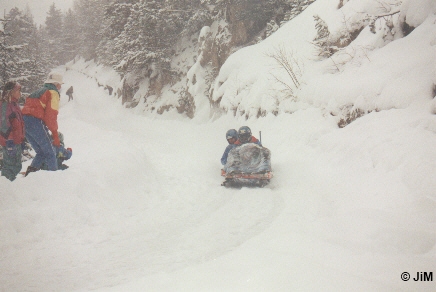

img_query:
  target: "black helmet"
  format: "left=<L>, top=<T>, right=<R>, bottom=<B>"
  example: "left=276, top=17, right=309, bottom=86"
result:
left=238, top=126, right=252, bottom=143
left=226, top=129, right=238, bottom=140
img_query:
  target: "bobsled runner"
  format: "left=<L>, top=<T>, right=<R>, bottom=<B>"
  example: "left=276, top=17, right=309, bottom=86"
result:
left=221, top=169, right=273, bottom=187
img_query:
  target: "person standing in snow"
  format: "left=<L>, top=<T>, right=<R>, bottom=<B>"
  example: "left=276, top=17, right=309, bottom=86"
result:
left=0, top=81, right=25, bottom=181
left=221, top=129, right=238, bottom=165
left=66, top=86, right=73, bottom=101
left=234, top=126, right=262, bottom=146
left=22, top=72, right=64, bottom=176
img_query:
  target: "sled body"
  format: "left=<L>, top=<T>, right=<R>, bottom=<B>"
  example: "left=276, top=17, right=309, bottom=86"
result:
left=221, top=143, right=273, bottom=187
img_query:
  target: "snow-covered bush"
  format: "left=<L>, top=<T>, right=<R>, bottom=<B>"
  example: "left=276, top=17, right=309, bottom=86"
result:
left=312, top=14, right=336, bottom=58
left=177, top=89, right=196, bottom=118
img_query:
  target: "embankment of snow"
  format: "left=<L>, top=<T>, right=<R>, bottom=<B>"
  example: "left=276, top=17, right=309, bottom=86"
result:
left=211, top=0, right=436, bottom=122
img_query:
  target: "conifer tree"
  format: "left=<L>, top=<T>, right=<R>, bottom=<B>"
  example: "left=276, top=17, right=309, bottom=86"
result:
left=1, top=7, right=50, bottom=92
left=96, top=0, right=137, bottom=66
left=62, top=9, right=80, bottom=63
left=111, top=0, right=187, bottom=76
left=313, top=14, right=336, bottom=58
left=24, top=26, right=49, bottom=92
left=45, top=3, right=64, bottom=66
left=16, top=10, right=47, bottom=91
left=73, top=0, right=108, bottom=60
left=0, top=9, right=28, bottom=88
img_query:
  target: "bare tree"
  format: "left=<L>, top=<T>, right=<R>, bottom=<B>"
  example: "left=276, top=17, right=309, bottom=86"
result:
left=266, top=46, right=303, bottom=98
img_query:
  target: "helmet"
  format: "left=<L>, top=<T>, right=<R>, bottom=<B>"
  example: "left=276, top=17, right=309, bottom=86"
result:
left=226, top=129, right=238, bottom=140
left=238, top=126, right=252, bottom=143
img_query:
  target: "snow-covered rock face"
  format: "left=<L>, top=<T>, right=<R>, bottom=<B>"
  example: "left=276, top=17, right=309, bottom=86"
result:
left=97, top=1, right=281, bottom=119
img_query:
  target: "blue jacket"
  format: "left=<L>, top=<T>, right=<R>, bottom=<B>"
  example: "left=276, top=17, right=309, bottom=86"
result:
left=221, top=144, right=237, bottom=165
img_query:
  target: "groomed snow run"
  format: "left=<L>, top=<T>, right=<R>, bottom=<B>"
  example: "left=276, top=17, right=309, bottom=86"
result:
left=1, top=67, right=436, bottom=291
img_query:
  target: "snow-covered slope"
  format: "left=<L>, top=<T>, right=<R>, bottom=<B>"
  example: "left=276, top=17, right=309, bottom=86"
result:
left=1, top=0, right=436, bottom=291
left=1, top=65, right=436, bottom=291
left=211, top=0, right=436, bottom=120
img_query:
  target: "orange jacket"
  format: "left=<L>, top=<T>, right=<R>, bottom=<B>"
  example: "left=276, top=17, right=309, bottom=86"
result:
left=22, top=83, right=60, bottom=146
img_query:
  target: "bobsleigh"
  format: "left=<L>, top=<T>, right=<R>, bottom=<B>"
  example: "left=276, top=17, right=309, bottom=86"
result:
left=221, top=143, right=273, bottom=187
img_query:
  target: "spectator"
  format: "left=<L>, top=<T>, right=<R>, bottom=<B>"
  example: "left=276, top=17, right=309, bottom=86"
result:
left=0, top=81, right=25, bottom=181
left=22, top=72, right=63, bottom=176
left=66, top=85, right=73, bottom=101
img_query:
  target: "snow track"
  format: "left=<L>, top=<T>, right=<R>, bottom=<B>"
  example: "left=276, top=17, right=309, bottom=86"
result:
left=1, top=70, right=435, bottom=291
left=0, top=71, right=285, bottom=291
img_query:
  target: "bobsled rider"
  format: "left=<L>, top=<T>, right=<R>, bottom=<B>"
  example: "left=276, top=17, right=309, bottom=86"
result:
left=235, top=126, right=262, bottom=146
left=221, top=129, right=238, bottom=165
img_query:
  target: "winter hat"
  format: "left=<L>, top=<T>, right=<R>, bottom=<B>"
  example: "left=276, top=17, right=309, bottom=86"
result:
left=1, top=81, right=21, bottom=101
left=45, top=72, right=64, bottom=85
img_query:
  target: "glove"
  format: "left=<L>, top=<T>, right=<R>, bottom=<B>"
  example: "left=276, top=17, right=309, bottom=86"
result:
left=6, top=140, right=16, bottom=156
left=65, top=148, right=72, bottom=160
left=56, top=146, right=72, bottom=160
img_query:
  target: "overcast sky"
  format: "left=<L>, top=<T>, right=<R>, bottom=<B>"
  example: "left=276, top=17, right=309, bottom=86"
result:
left=0, top=0, right=74, bottom=26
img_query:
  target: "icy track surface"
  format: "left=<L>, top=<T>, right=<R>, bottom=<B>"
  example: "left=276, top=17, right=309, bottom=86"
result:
left=1, top=70, right=435, bottom=291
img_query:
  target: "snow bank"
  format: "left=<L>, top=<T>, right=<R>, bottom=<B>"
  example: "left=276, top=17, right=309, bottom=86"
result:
left=303, top=14, right=436, bottom=114
left=66, top=58, right=122, bottom=98
left=400, top=0, right=436, bottom=27
left=211, top=0, right=436, bottom=121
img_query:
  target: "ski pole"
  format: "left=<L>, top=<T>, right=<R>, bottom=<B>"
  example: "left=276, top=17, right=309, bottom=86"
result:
left=259, top=131, right=262, bottom=144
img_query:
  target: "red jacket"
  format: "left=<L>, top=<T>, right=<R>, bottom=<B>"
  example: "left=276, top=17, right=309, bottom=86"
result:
left=0, top=101, right=25, bottom=146
left=235, top=136, right=261, bottom=146
left=22, top=84, right=60, bottom=146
